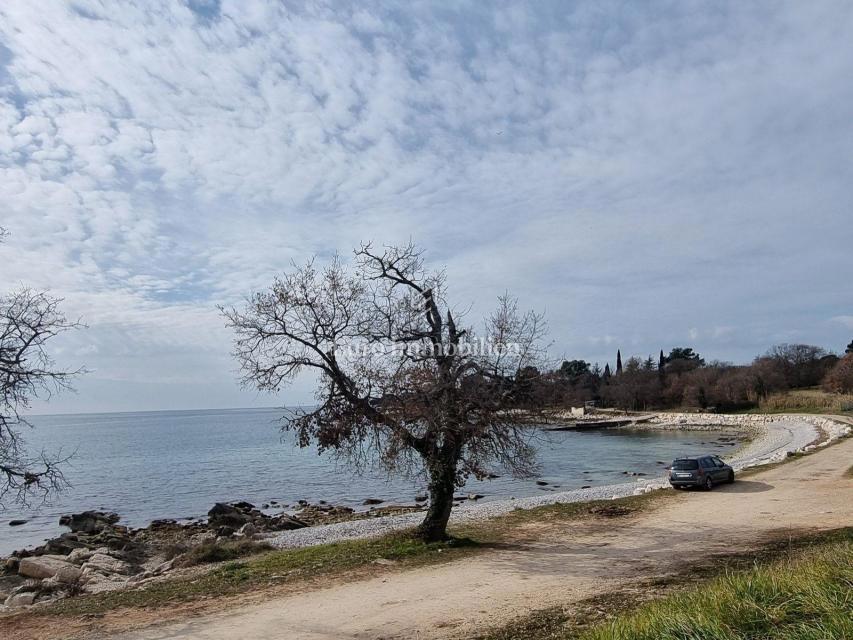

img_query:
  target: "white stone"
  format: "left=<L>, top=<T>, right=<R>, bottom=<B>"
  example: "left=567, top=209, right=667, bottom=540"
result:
left=18, top=555, right=74, bottom=580
left=4, top=592, right=36, bottom=607
left=83, top=553, right=134, bottom=575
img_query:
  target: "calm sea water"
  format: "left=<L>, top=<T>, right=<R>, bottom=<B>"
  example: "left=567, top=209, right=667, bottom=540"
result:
left=0, top=408, right=733, bottom=554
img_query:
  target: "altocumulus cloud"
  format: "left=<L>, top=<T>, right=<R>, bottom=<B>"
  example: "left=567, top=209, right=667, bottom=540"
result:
left=0, top=1, right=851, bottom=412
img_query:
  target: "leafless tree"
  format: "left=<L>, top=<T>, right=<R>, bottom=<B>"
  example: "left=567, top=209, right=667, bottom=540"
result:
left=1, top=227, right=81, bottom=508
left=223, top=242, right=547, bottom=540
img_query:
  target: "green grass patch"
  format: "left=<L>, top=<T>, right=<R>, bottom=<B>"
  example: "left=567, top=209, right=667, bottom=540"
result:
left=475, top=528, right=853, bottom=640
left=583, top=531, right=853, bottom=640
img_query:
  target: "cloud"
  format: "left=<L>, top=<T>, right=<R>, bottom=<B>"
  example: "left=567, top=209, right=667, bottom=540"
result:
left=0, top=0, right=852, bottom=411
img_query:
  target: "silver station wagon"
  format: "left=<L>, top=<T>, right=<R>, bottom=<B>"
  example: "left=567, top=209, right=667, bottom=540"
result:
left=669, top=455, right=735, bottom=490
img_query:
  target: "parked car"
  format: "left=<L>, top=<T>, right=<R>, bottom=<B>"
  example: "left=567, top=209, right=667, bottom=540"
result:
left=669, top=455, right=734, bottom=490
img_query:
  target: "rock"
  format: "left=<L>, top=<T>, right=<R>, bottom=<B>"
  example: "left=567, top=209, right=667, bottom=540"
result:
left=83, top=553, right=134, bottom=576
left=4, top=557, right=20, bottom=573
left=208, top=503, right=253, bottom=528
left=581, top=485, right=591, bottom=489
left=66, top=548, right=95, bottom=565
left=414, top=495, right=427, bottom=502
left=8, top=520, right=27, bottom=527
left=372, top=558, right=398, bottom=566
left=535, top=480, right=549, bottom=486
left=55, top=565, right=83, bottom=584
left=189, top=531, right=217, bottom=546
left=362, top=498, right=384, bottom=505
left=18, top=555, right=75, bottom=580
left=237, top=523, right=257, bottom=537
left=216, top=526, right=236, bottom=538
left=486, top=473, right=500, bottom=479
left=4, top=591, right=36, bottom=607
left=58, top=511, right=120, bottom=534
left=80, top=572, right=127, bottom=594
left=467, top=494, right=484, bottom=501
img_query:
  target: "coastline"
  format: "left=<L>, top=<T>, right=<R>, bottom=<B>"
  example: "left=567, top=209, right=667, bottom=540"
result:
left=266, top=413, right=852, bottom=550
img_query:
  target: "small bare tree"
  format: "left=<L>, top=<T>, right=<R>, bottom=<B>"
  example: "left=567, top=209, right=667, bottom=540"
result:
left=1, top=228, right=81, bottom=508
left=223, top=242, right=547, bottom=540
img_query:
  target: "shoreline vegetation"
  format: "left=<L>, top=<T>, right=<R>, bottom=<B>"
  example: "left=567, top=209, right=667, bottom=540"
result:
left=475, top=527, right=853, bottom=640
left=1, top=412, right=849, bottom=617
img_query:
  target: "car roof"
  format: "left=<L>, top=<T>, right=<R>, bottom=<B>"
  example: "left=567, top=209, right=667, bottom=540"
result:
left=673, top=455, right=717, bottom=460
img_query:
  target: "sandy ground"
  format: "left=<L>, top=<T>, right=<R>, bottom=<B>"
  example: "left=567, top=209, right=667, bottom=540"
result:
left=106, top=435, right=853, bottom=640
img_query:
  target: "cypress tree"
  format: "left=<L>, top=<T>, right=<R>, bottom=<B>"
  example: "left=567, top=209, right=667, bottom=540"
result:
left=616, top=349, right=623, bottom=375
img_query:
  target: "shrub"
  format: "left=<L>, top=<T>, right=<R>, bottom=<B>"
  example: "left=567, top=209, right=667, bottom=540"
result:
left=823, top=354, right=853, bottom=394
left=175, top=539, right=273, bottom=567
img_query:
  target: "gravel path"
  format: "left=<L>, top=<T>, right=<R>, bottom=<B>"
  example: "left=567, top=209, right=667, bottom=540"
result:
left=267, top=414, right=850, bottom=550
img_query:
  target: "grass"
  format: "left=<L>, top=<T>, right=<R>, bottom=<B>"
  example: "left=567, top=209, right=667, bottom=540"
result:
left=474, top=528, right=853, bottom=640
left=583, top=531, right=853, bottom=640
left=741, top=388, right=853, bottom=416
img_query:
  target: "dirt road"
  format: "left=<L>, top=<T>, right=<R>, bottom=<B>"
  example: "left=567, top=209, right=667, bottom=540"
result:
left=118, top=437, right=853, bottom=640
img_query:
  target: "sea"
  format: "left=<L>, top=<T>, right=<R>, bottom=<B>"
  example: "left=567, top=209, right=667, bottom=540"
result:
left=0, top=407, right=735, bottom=554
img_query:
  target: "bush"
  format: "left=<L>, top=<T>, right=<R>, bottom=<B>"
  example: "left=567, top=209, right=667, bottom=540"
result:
left=823, top=354, right=853, bottom=394
left=175, top=539, right=273, bottom=567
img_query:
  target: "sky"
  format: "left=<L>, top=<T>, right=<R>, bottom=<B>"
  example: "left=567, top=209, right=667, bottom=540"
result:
left=1, top=0, right=852, bottom=414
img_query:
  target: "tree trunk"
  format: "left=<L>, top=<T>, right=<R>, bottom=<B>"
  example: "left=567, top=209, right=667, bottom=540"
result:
left=418, top=455, right=457, bottom=542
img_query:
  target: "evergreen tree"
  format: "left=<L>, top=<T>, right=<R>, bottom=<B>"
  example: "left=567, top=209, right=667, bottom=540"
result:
left=603, top=363, right=612, bottom=382
left=616, top=349, right=623, bottom=375
left=659, top=349, right=666, bottom=369
left=846, top=340, right=853, bottom=354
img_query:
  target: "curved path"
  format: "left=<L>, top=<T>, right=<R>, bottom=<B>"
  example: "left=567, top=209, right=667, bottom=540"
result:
left=119, top=434, right=853, bottom=640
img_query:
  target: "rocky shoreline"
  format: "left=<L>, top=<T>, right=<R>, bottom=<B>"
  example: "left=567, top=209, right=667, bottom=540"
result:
left=2, top=413, right=849, bottom=611
left=0, top=500, right=424, bottom=609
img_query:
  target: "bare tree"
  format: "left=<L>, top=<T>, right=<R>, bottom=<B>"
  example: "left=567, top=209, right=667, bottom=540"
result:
left=223, top=242, right=547, bottom=541
left=1, top=228, right=81, bottom=508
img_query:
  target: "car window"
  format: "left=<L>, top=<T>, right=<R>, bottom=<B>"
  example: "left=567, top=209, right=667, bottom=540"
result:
left=672, top=459, right=698, bottom=470
left=712, top=457, right=725, bottom=467
left=700, top=458, right=712, bottom=468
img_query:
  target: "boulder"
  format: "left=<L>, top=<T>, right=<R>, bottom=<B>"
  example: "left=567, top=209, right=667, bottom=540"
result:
left=80, top=572, right=126, bottom=594
left=208, top=502, right=255, bottom=528
left=18, top=555, right=75, bottom=580
left=8, top=520, right=27, bottom=527
left=66, top=548, right=95, bottom=565
left=4, top=591, right=36, bottom=607
left=83, top=553, right=134, bottom=576
left=58, top=511, right=120, bottom=534
left=362, top=498, right=383, bottom=505
left=55, top=565, right=83, bottom=584
left=237, top=523, right=257, bottom=537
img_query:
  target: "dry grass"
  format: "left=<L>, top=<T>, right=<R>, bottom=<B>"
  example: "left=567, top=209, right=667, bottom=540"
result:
left=751, top=388, right=853, bottom=414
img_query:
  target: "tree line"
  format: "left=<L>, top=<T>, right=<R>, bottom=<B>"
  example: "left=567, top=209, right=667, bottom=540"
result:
left=519, top=342, right=853, bottom=412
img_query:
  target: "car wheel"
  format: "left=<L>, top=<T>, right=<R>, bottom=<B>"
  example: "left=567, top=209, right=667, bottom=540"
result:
left=727, top=471, right=735, bottom=484
left=704, top=477, right=714, bottom=491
